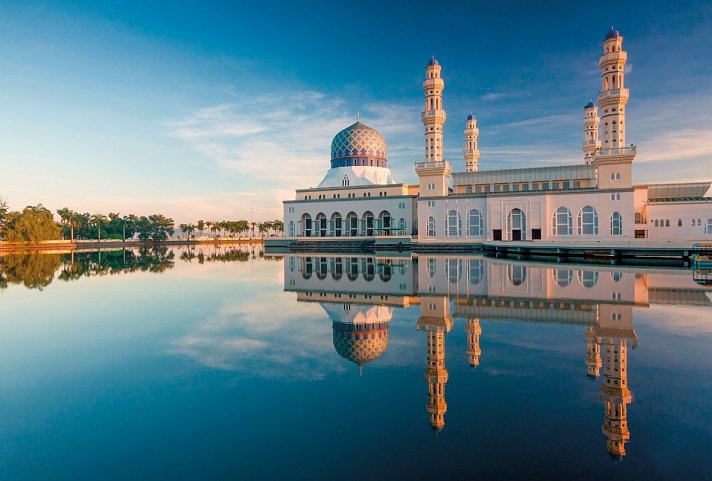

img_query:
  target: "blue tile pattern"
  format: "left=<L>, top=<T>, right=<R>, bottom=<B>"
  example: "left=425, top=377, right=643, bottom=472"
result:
left=330, top=121, right=387, bottom=169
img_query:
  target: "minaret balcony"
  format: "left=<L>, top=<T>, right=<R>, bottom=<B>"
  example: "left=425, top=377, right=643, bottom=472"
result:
left=415, top=160, right=452, bottom=176
left=597, top=145, right=636, bottom=157
left=597, top=88, right=629, bottom=103
left=422, top=111, right=446, bottom=123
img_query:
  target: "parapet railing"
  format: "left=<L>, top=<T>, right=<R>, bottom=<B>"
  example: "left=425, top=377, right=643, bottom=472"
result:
left=598, top=145, right=637, bottom=156
left=415, top=160, right=452, bottom=170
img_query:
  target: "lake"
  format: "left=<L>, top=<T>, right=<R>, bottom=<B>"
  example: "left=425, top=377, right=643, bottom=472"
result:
left=1, top=246, right=711, bottom=480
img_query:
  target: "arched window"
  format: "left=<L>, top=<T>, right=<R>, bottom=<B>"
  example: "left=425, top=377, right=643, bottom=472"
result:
left=332, top=258, right=343, bottom=280
left=302, top=257, right=313, bottom=279
left=316, top=257, right=328, bottom=279
left=331, top=213, right=342, bottom=237
left=468, top=209, right=483, bottom=236
left=342, top=175, right=349, bottom=187
left=610, top=212, right=623, bottom=236
left=578, top=206, right=599, bottom=235
left=428, top=258, right=437, bottom=277
left=448, top=210, right=462, bottom=236
left=427, top=216, right=436, bottom=237
left=468, top=258, right=483, bottom=284
left=508, top=265, right=526, bottom=286
left=553, top=269, right=572, bottom=287
left=363, top=211, right=374, bottom=236
left=507, top=208, right=526, bottom=240
left=346, top=212, right=358, bottom=237
left=362, top=258, right=375, bottom=281
left=577, top=270, right=599, bottom=288
left=347, top=258, right=359, bottom=280
left=552, top=207, right=572, bottom=236
left=611, top=271, right=623, bottom=282
left=678, top=219, right=682, bottom=227
left=707, top=218, right=712, bottom=234
left=634, top=212, right=642, bottom=224
left=665, top=219, right=670, bottom=227
left=444, top=259, right=460, bottom=284
left=315, top=213, right=327, bottom=237
left=288, top=221, right=295, bottom=237
left=378, top=210, right=392, bottom=235
left=302, top=213, right=312, bottom=237
left=655, top=219, right=659, bottom=227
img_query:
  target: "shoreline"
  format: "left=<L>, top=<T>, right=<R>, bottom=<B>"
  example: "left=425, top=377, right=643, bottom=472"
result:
left=0, top=238, right=266, bottom=254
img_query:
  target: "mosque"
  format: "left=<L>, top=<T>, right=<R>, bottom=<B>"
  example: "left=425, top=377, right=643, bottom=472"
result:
left=281, top=29, right=712, bottom=244
left=283, top=252, right=712, bottom=456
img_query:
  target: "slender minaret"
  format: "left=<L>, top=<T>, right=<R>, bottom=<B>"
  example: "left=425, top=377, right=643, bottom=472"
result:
left=416, top=57, right=451, bottom=199
left=598, top=28, right=628, bottom=150
left=584, top=325, right=602, bottom=377
left=464, top=114, right=480, bottom=172
left=422, top=56, right=446, bottom=163
left=466, top=318, right=482, bottom=367
left=582, top=101, right=601, bottom=164
left=600, top=336, right=632, bottom=457
left=417, top=296, right=452, bottom=432
left=593, top=28, right=636, bottom=189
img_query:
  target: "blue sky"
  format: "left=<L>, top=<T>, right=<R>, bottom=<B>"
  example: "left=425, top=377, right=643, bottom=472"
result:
left=1, top=0, right=711, bottom=222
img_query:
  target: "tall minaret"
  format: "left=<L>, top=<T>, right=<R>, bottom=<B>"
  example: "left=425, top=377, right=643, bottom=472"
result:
left=584, top=325, right=602, bottom=377
left=596, top=305, right=637, bottom=458
left=464, top=114, right=480, bottom=172
left=416, top=57, right=451, bottom=199
left=582, top=101, right=601, bottom=164
left=417, top=296, right=452, bottom=432
left=598, top=28, right=628, bottom=150
left=422, top=56, right=446, bottom=163
left=593, top=28, right=636, bottom=189
left=466, top=318, right=482, bottom=367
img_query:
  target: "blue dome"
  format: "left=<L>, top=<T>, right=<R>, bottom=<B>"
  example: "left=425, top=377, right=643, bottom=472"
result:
left=466, top=113, right=474, bottom=120
left=330, top=121, right=387, bottom=169
left=427, top=56, right=439, bottom=67
left=605, top=28, right=621, bottom=40
left=585, top=101, right=595, bottom=109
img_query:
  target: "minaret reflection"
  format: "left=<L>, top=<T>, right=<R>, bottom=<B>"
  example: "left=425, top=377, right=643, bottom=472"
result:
left=466, top=318, right=482, bottom=368
left=417, top=296, right=452, bottom=432
left=589, top=305, right=637, bottom=458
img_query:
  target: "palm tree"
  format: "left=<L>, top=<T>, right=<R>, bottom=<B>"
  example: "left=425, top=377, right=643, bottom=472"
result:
left=250, top=222, right=257, bottom=238
left=197, top=220, right=205, bottom=237
left=90, top=213, right=108, bottom=242
left=258, top=222, right=268, bottom=238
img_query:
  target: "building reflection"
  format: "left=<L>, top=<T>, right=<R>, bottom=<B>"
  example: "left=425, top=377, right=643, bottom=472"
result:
left=283, top=253, right=712, bottom=457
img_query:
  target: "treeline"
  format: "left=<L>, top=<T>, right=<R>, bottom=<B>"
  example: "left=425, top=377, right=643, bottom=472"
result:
left=0, top=196, right=282, bottom=243
left=176, top=219, right=284, bottom=239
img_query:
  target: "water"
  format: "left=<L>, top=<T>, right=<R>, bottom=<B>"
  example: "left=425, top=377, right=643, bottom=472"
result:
left=1, top=246, right=711, bottom=480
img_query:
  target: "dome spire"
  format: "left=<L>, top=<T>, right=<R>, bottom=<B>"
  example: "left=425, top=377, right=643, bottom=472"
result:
left=356, top=112, right=360, bottom=122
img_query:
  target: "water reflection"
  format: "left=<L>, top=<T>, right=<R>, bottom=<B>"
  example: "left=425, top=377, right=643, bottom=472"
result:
left=284, top=254, right=712, bottom=458
left=0, top=246, right=258, bottom=290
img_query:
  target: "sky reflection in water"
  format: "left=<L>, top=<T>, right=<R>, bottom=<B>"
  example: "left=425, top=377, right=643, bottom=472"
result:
left=0, top=247, right=710, bottom=480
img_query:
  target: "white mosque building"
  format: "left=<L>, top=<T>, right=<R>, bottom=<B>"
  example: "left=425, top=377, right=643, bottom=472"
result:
left=281, top=29, right=712, bottom=244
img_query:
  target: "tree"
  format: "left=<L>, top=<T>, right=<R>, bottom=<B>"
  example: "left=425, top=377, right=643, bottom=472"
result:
left=197, top=220, right=205, bottom=237
left=123, top=214, right=139, bottom=241
left=0, top=196, right=9, bottom=240
left=258, top=222, right=268, bottom=238
left=4, top=204, right=61, bottom=243
left=90, top=213, right=108, bottom=241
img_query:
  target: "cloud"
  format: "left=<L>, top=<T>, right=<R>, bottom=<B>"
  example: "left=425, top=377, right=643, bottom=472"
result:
left=165, top=92, right=420, bottom=192
left=636, top=128, right=712, bottom=163
left=167, top=293, right=348, bottom=380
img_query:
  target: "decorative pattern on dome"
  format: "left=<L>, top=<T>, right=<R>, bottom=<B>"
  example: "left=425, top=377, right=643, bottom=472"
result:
left=330, top=122, right=387, bottom=169
left=332, top=321, right=389, bottom=366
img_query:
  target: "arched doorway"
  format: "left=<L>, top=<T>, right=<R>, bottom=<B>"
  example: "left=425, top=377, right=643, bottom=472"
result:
left=378, top=210, right=392, bottom=236
left=507, top=208, right=526, bottom=241
left=315, top=213, right=327, bottom=237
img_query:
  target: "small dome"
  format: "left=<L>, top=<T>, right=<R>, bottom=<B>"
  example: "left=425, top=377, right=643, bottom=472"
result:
left=604, top=28, right=621, bottom=40
left=333, top=321, right=389, bottom=366
left=585, top=100, right=595, bottom=109
left=466, top=113, right=474, bottom=121
left=330, top=121, right=387, bottom=169
left=427, top=56, right=439, bottom=67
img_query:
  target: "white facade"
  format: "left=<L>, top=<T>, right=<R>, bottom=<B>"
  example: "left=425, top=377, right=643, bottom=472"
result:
left=282, top=29, right=712, bottom=244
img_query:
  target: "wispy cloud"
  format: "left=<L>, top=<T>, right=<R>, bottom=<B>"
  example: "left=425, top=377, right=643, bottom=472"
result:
left=166, top=91, right=419, bottom=191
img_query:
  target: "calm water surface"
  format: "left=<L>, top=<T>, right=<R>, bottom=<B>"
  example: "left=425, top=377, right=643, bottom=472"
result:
left=0, top=246, right=711, bottom=480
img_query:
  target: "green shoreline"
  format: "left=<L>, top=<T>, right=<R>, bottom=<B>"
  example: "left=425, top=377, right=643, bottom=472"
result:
left=0, top=238, right=265, bottom=253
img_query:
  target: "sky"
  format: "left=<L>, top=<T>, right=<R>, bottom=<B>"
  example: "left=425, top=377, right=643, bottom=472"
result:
left=1, top=0, right=711, bottom=223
